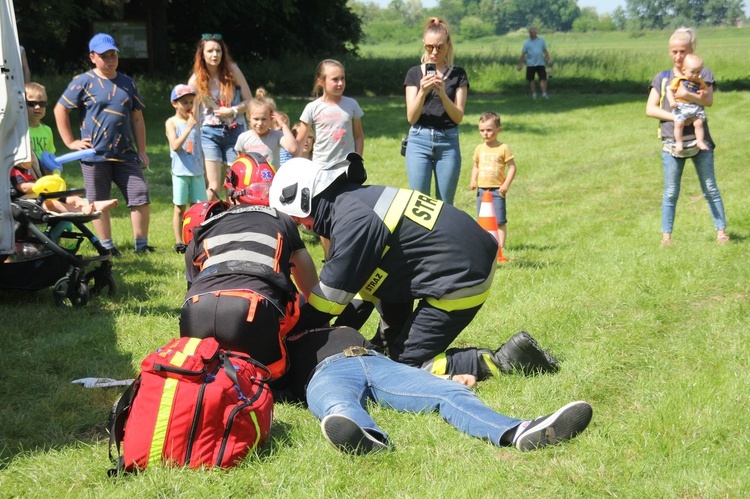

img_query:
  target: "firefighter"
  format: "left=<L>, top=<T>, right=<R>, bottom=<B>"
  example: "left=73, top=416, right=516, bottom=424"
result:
left=180, top=153, right=318, bottom=379
left=268, top=155, right=557, bottom=379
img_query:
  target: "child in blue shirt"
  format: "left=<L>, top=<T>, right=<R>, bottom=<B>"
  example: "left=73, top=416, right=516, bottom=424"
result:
left=165, top=84, right=207, bottom=253
left=54, top=33, right=152, bottom=256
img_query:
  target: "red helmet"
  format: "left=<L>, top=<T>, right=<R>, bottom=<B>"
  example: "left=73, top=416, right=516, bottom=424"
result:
left=224, top=153, right=276, bottom=206
left=182, top=200, right=228, bottom=245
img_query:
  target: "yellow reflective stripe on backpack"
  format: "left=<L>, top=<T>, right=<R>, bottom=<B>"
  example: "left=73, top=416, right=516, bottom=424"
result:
left=250, top=410, right=262, bottom=449
left=149, top=337, right=201, bottom=465
left=149, top=377, right=179, bottom=465
left=169, top=337, right=202, bottom=367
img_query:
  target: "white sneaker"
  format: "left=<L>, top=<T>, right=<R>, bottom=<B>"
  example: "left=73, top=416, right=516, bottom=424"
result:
left=532, top=93, right=538, bottom=99
left=513, top=401, right=593, bottom=451
left=542, top=93, right=549, bottom=99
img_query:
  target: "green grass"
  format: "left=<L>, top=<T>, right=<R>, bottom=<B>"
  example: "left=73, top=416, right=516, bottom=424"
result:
left=355, top=26, right=750, bottom=94
left=2, top=31, right=750, bottom=496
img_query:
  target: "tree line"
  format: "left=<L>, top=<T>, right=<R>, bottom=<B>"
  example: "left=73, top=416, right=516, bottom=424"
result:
left=15, top=0, right=746, bottom=76
left=15, top=0, right=361, bottom=75
left=356, top=0, right=747, bottom=44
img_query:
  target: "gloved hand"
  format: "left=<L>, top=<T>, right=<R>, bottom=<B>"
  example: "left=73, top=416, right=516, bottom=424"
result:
left=71, top=377, right=134, bottom=388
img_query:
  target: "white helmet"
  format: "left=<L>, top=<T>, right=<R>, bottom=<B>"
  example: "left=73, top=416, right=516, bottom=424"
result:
left=270, top=157, right=352, bottom=218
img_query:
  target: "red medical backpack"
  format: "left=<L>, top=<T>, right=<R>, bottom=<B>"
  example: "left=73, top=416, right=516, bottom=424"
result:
left=108, top=337, right=273, bottom=473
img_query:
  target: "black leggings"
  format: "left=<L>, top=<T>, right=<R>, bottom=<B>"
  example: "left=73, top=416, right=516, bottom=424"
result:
left=180, top=292, right=282, bottom=369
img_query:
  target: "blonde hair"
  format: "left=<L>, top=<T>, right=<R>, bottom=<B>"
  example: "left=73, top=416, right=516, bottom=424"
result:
left=683, top=53, right=703, bottom=69
left=247, top=87, right=277, bottom=118
left=669, top=27, right=697, bottom=51
left=25, top=81, right=47, bottom=100
left=421, top=17, right=454, bottom=66
left=312, top=59, right=345, bottom=97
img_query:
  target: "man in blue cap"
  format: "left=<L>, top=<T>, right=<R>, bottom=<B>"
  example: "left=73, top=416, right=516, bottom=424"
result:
left=54, top=33, right=153, bottom=255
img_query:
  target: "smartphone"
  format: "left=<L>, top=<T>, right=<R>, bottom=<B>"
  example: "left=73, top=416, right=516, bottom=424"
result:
left=425, top=63, right=437, bottom=75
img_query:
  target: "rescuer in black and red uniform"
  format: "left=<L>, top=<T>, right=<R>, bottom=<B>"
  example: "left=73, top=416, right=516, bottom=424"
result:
left=269, top=155, right=559, bottom=380
left=180, top=153, right=318, bottom=379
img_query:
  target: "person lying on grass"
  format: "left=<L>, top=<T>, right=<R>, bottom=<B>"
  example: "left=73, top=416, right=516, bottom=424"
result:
left=280, top=326, right=593, bottom=454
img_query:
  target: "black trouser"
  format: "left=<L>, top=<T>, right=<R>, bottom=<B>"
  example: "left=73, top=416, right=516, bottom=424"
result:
left=180, top=292, right=282, bottom=371
left=372, top=299, right=484, bottom=368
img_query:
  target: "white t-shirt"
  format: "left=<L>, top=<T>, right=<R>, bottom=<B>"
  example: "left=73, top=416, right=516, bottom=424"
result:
left=234, top=129, right=284, bottom=168
left=299, top=96, right=363, bottom=166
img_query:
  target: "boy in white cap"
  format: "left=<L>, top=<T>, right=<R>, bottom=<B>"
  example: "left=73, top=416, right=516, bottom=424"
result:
left=54, top=33, right=152, bottom=256
left=166, top=84, right=207, bottom=253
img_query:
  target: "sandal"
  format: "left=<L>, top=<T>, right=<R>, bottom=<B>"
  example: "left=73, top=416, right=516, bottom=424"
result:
left=716, top=234, right=730, bottom=245
left=660, top=238, right=673, bottom=247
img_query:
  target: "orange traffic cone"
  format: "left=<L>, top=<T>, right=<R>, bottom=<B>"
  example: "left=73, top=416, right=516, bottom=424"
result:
left=477, top=190, right=508, bottom=263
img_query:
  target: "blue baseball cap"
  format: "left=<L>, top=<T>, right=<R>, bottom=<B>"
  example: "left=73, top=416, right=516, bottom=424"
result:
left=89, top=33, right=119, bottom=54
left=170, top=84, right=196, bottom=102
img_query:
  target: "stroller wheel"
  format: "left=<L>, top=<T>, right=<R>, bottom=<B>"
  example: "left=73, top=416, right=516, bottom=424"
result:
left=53, top=276, right=90, bottom=308
left=86, top=268, right=117, bottom=298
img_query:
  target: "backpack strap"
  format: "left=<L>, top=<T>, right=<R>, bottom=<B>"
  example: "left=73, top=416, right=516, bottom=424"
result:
left=221, top=351, right=272, bottom=383
left=106, top=377, right=140, bottom=476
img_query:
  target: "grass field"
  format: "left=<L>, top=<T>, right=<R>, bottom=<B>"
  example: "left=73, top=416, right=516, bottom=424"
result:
left=2, top=28, right=750, bottom=496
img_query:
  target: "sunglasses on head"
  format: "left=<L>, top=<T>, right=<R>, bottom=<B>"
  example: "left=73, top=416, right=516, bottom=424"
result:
left=202, top=33, right=223, bottom=41
left=424, top=43, right=446, bottom=53
left=26, top=100, right=48, bottom=108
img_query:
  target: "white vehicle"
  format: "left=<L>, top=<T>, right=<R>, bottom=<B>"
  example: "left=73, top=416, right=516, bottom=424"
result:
left=0, top=0, right=30, bottom=259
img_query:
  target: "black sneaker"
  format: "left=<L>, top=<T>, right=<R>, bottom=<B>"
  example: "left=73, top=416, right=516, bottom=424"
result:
left=134, top=245, right=156, bottom=254
left=173, top=243, right=187, bottom=254
left=513, top=401, right=593, bottom=452
left=321, top=414, right=390, bottom=454
left=107, top=247, right=121, bottom=258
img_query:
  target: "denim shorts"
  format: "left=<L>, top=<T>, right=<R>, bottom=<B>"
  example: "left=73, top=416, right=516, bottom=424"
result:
left=201, top=124, right=245, bottom=164
left=476, top=187, right=507, bottom=225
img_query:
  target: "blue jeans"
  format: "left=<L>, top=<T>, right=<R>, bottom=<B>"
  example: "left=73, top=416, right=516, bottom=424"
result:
left=476, top=188, right=507, bottom=225
left=661, top=146, right=726, bottom=234
left=306, top=352, right=522, bottom=446
left=405, top=125, right=461, bottom=204
left=201, top=124, right=245, bottom=164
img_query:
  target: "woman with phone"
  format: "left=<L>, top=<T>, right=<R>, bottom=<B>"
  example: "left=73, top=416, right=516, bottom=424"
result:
left=404, top=17, right=469, bottom=205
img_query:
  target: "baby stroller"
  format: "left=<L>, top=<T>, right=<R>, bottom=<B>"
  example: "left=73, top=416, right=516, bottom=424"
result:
left=0, top=186, right=116, bottom=307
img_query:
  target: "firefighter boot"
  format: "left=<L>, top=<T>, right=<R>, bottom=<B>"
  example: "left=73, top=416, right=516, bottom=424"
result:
left=481, top=331, right=560, bottom=376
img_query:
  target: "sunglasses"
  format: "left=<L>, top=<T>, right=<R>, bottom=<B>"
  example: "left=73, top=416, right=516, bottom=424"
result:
left=26, top=100, right=48, bottom=108
left=424, top=43, right=446, bottom=53
left=202, top=33, right=223, bottom=41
